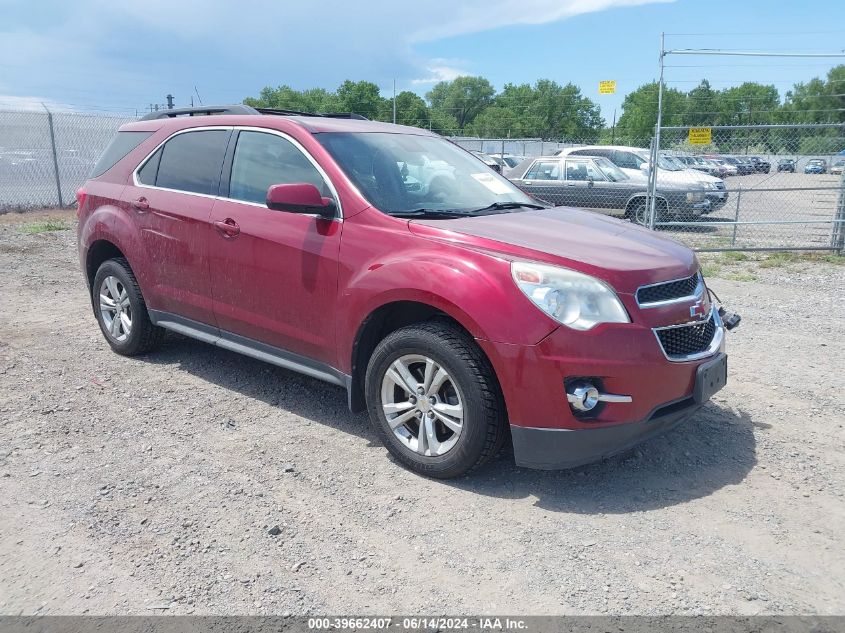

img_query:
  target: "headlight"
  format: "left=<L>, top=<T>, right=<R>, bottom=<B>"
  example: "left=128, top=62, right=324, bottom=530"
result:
left=686, top=191, right=705, bottom=202
left=511, top=262, right=630, bottom=331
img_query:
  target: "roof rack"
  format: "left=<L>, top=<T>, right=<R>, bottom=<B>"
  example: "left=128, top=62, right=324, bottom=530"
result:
left=139, top=105, right=259, bottom=120
left=255, top=108, right=369, bottom=120
left=139, top=105, right=370, bottom=121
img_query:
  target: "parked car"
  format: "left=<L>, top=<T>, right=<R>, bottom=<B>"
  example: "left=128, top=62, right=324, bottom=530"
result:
left=704, top=156, right=738, bottom=177
left=659, top=154, right=728, bottom=210
left=490, top=153, right=527, bottom=169
left=508, top=155, right=712, bottom=222
left=830, top=159, right=845, bottom=175
left=747, top=157, right=771, bottom=174
left=470, top=150, right=502, bottom=173
left=804, top=159, right=827, bottom=174
left=777, top=158, right=796, bottom=173
left=721, top=156, right=754, bottom=176
left=672, top=154, right=723, bottom=177
left=76, top=105, right=737, bottom=478
left=557, top=146, right=725, bottom=211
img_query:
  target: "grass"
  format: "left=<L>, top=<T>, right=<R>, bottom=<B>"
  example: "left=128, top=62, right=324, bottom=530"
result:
left=19, top=220, right=72, bottom=234
left=698, top=249, right=843, bottom=280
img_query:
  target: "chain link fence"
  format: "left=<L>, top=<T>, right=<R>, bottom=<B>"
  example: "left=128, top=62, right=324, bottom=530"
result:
left=0, top=108, right=133, bottom=212
left=1, top=107, right=842, bottom=253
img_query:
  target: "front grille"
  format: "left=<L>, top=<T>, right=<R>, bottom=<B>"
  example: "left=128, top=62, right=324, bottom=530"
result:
left=637, top=273, right=700, bottom=305
left=655, top=312, right=717, bottom=360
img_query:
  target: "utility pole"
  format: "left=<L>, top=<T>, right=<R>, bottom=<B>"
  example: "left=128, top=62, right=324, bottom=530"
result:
left=166, top=94, right=174, bottom=109
left=611, top=108, right=617, bottom=145
left=392, top=79, right=397, bottom=124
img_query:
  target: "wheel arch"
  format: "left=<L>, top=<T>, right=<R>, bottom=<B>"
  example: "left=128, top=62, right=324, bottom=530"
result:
left=348, top=299, right=490, bottom=414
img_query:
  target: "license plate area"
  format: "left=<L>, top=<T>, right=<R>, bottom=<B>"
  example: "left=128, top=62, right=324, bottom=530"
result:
left=694, top=353, right=727, bottom=404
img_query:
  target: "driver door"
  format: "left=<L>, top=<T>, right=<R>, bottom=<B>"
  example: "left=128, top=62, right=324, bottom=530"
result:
left=208, top=129, right=342, bottom=365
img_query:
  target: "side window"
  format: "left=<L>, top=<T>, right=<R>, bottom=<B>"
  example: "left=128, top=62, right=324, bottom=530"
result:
left=229, top=131, right=330, bottom=205
left=137, top=148, right=162, bottom=185
left=523, top=161, right=560, bottom=181
left=612, top=150, right=642, bottom=170
left=565, top=160, right=606, bottom=181
left=155, top=130, right=229, bottom=196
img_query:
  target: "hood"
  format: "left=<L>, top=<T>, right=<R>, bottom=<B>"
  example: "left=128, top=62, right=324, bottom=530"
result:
left=619, top=167, right=708, bottom=189
left=408, top=208, right=697, bottom=293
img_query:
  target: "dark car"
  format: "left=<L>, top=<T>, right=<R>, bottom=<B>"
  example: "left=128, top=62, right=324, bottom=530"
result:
left=777, top=158, right=796, bottom=173
left=722, top=156, right=754, bottom=176
left=76, top=104, right=737, bottom=478
left=748, top=157, right=771, bottom=174
left=508, top=155, right=711, bottom=223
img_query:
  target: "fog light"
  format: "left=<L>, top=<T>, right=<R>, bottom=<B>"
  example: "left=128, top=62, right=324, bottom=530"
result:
left=567, top=383, right=601, bottom=412
left=566, top=380, right=633, bottom=413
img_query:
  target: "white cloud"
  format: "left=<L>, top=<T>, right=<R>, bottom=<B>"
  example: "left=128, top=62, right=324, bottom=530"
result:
left=410, top=0, right=675, bottom=42
left=0, top=95, right=73, bottom=112
left=0, top=0, right=674, bottom=110
left=411, top=59, right=471, bottom=85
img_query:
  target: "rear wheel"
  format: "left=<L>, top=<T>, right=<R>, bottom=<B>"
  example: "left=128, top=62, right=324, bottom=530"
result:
left=92, top=258, right=165, bottom=356
left=365, top=321, right=507, bottom=478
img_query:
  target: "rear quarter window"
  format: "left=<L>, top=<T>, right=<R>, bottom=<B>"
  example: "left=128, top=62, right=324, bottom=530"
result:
left=90, top=131, right=153, bottom=178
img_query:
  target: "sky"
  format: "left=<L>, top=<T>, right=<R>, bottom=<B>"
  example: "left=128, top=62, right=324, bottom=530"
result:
left=1, top=0, right=844, bottom=122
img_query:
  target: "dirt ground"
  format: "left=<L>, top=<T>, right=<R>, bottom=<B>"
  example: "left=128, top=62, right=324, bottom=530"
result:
left=0, top=210, right=843, bottom=616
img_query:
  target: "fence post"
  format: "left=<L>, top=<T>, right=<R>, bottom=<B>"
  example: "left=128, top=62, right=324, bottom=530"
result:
left=731, top=185, right=742, bottom=247
left=41, top=103, right=63, bottom=208
left=833, top=174, right=845, bottom=255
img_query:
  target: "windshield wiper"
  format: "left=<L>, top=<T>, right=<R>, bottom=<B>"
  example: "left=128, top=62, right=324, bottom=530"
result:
left=464, top=201, right=549, bottom=213
left=390, top=208, right=479, bottom=219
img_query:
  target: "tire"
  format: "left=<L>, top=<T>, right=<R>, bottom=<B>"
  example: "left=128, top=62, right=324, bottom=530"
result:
left=92, top=258, right=165, bottom=356
left=365, top=320, right=507, bottom=478
left=628, top=199, right=665, bottom=226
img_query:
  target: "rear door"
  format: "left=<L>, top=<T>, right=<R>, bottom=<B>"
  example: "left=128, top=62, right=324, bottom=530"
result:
left=126, top=128, right=231, bottom=325
left=208, top=129, right=342, bottom=365
left=513, top=159, right=566, bottom=206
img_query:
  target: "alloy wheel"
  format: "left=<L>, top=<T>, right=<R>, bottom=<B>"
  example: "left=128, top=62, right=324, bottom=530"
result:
left=99, top=275, right=132, bottom=342
left=380, top=354, right=464, bottom=457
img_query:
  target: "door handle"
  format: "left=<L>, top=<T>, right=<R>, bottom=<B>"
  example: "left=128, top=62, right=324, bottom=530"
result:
left=214, top=218, right=240, bottom=238
left=131, top=197, right=150, bottom=211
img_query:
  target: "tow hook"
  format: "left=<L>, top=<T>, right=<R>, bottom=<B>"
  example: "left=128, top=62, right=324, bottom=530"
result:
left=718, top=306, right=741, bottom=331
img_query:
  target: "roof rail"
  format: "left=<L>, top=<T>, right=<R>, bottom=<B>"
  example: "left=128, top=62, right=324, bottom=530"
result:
left=255, top=108, right=369, bottom=120
left=138, top=104, right=370, bottom=122
left=139, top=105, right=259, bottom=120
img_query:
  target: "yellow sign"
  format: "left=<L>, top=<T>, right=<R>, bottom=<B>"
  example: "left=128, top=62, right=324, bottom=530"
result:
left=688, top=127, right=712, bottom=145
left=598, top=80, right=617, bottom=95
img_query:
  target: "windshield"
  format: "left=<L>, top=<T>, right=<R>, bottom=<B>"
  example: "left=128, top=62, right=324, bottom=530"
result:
left=594, top=157, right=628, bottom=181
left=661, top=155, right=687, bottom=170
left=317, top=132, right=535, bottom=216
left=634, top=150, right=681, bottom=171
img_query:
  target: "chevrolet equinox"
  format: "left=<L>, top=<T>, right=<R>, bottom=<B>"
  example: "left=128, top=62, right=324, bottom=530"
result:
left=77, top=105, right=738, bottom=479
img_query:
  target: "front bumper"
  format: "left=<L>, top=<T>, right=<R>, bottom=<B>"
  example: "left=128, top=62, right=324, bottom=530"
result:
left=511, top=396, right=702, bottom=469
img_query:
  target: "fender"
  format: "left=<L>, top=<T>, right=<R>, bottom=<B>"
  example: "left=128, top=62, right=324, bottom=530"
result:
left=337, top=247, right=558, bottom=375
left=80, top=202, right=156, bottom=302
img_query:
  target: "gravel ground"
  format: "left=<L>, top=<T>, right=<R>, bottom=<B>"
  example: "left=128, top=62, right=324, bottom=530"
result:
left=0, top=210, right=843, bottom=616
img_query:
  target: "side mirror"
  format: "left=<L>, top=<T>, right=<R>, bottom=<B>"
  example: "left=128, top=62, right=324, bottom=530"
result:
left=640, top=162, right=650, bottom=172
left=266, top=183, right=336, bottom=219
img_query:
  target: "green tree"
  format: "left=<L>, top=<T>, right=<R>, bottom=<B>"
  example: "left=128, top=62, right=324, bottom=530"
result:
left=426, top=76, right=495, bottom=130
left=616, top=82, right=687, bottom=145
left=335, top=80, right=387, bottom=119
left=392, top=91, right=430, bottom=127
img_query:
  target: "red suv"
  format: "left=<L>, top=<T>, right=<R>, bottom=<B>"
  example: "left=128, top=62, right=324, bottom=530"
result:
left=77, top=105, right=737, bottom=478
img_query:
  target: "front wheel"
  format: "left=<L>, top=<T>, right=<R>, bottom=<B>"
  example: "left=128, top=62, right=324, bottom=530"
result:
left=365, top=321, right=507, bottom=478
